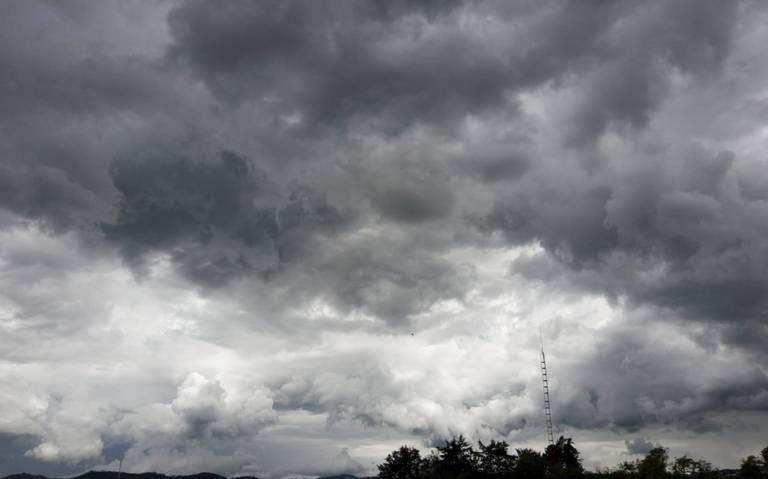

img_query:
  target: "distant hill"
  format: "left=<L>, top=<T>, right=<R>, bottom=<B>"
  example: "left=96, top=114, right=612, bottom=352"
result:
left=0, top=472, right=378, bottom=479
left=1, top=473, right=262, bottom=479
left=2, top=474, right=51, bottom=479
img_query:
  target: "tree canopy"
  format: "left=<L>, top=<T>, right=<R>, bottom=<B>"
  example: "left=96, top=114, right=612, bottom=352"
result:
left=377, top=438, right=768, bottom=479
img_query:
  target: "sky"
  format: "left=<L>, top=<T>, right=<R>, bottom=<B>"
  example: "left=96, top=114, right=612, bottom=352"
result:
left=1, top=0, right=768, bottom=477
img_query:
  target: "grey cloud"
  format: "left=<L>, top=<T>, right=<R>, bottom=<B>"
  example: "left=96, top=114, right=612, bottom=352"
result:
left=165, top=0, right=506, bottom=132
left=189, top=228, right=477, bottom=333
left=0, top=433, right=83, bottom=477
left=1, top=53, right=166, bottom=117
left=0, top=229, right=115, bottom=343
left=0, top=1, right=181, bottom=232
left=486, top=184, right=618, bottom=265
left=168, top=2, right=735, bottom=141
left=737, top=167, right=768, bottom=202
left=165, top=0, right=659, bottom=134
left=269, top=352, right=531, bottom=443
left=457, top=151, right=531, bottom=184
left=553, top=320, right=768, bottom=432
left=497, top=142, right=768, bottom=358
left=0, top=162, right=104, bottom=233
left=0, top=1, right=168, bottom=116
left=103, top=150, right=352, bottom=286
left=312, top=238, right=474, bottom=323
left=367, top=169, right=455, bottom=223
left=605, top=153, right=768, bottom=330
left=560, top=0, right=738, bottom=145
left=625, top=437, right=655, bottom=455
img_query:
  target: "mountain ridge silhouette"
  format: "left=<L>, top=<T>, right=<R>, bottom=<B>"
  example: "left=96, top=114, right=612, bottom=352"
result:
left=0, top=472, right=372, bottom=479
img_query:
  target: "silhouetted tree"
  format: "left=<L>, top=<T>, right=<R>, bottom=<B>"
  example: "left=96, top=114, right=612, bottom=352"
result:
left=671, top=455, right=714, bottom=479
left=477, top=439, right=517, bottom=478
left=379, top=445, right=423, bottom=479
left=738, top=446, right=768, bottom=479
left=762, top=447, right=768, bottom=477
left=417, top=450, right=441, bottom=479
left=672, top=456, right=695, bottom=478
left=638, top=447, right=669, bottom=479
left=740, top=456, right=763, bottom=479
left=377, top=437, right=760, bottom=479
left=545, top=436, right=584, bottom=479
left=516, top=448, right=546, bottom=479
left=435, top=435, right=478, bottom=479
left=613, top=460, right=639, bottom=479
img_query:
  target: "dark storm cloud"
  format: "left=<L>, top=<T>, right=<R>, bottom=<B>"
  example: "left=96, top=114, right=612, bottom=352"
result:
left=0, top=0, right=179, bottom=231
left=0, top=160, right=104, bottom=233
left=504, top=145, right=768, bottom=358
left=366, top=166, right=456, bottom=223
left=558, top=0, right=738, bottom=145
left=165, top=0, right=508, bottom=132
left=553, top=320, right=768, bottom=432
left=486, top=184, right=618, bottom=265
left=166, top=0, right=738, bottom=141
left=166, top=0, right=665, bottom=134
left=1, top=51, right=165, bottom=116
left=0, top=1, right=162, bottom=113
left=456, top=150, right=531, bottom=184
left=103, top=151, right=351, bottom=286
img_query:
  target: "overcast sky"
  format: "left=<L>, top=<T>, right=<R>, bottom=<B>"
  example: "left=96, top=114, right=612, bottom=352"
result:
left=2, top=1, right=768, bottom=477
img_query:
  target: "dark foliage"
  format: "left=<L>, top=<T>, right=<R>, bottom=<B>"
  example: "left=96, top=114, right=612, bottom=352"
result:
left=545, top=436, right=584, bottom=479
left=434, top=435, right=477, bottom=478
left=377, top=439, right=768, bottom=479
left=738, top=447, right=768, bottom=479
left=637, top=447, right=669, bottom=479
left=378, top=446, right=422, bottom=479
left=516, top=448, right=546, bottom=479
left=477, top=440, right=517, bottom=478
left=377, top=436, right=567, bottom=479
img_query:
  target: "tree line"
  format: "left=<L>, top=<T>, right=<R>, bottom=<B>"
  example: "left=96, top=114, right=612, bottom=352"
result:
left=377, top=436, right=768, bottom=479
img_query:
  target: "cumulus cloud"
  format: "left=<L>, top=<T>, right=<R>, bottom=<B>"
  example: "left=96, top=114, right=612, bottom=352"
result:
left=171, top=373, right=277, bottom=439
left=7, top=371, right=276, bottom=471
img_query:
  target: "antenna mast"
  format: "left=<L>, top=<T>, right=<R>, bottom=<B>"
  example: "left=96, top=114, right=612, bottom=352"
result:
left=540, top=327, right=555, bottom=445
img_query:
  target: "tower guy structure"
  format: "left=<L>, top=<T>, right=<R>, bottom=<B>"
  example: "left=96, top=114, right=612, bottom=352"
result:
left=540, top=333, right=555, bottom=445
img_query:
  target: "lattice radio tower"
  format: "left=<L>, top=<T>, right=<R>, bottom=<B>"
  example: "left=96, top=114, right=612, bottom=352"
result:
left=539, top=325, right=555, bottom=445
